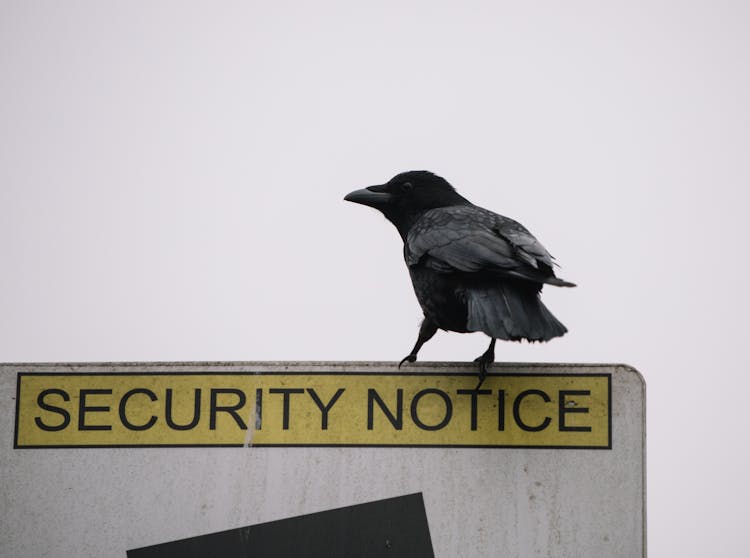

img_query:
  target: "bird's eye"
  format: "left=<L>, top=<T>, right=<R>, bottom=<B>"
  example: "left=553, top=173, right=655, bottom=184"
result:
left=399, top=182, right=413, bottom=193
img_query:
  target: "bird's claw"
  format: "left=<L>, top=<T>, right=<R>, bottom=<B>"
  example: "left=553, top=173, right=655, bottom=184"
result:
left=475, top=361, right=488, bottom=390
left=473, top=353, right=493, bottom=390
left=398, top=354, right=417, bottom=369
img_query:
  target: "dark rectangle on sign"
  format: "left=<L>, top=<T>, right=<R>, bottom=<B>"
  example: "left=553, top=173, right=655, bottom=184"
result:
left=127, top=492, right=434, bottom=558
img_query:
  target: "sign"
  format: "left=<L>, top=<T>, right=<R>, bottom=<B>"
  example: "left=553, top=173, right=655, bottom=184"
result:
left=0, top=362, right=645, bottom=558
left=15, top=372, right=610, bottom=448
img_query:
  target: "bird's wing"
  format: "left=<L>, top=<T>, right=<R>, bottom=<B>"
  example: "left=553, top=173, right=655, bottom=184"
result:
left=405, top=206, right=567, bottom=284
left=493, top=215, right=555, bottom=271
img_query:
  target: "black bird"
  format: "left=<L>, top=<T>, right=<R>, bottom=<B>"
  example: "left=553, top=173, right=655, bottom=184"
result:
left=345, top=170, right=575, bottom=386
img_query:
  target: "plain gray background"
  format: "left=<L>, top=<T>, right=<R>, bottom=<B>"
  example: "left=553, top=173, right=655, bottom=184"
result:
left=1, top=1, right=747, bottom=556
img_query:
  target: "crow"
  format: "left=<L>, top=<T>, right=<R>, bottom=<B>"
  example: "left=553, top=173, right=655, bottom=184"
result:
left=345, top=170, right=575, bottom=386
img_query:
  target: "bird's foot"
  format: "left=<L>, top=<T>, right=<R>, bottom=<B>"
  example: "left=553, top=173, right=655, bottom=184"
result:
left=473, top=350, right=495, bottom=390
left=398, top=354, right=417, bottom=369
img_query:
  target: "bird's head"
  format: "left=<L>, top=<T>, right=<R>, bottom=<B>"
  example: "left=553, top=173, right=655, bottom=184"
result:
left=345, top=171, right=469, bottom=237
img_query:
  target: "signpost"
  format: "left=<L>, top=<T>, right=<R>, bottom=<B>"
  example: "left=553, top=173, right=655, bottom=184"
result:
left=1, top=361, right=645, bottom=557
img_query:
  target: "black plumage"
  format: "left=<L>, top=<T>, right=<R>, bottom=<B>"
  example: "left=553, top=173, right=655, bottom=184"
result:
left=345, top=170, right=574, bottom=385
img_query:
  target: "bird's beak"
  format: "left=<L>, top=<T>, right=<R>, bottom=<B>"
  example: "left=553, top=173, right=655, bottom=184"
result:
left=344, top=185, right=393, bottom=208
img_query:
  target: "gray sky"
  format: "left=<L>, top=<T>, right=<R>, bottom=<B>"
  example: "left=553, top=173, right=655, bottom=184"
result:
left=1, top=1, right=748, bottom=555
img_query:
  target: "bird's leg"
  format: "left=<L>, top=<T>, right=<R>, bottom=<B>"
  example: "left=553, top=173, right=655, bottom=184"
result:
left=399, top=317, right=438, bottom=368
left=473, top=338, right=496, bottom=389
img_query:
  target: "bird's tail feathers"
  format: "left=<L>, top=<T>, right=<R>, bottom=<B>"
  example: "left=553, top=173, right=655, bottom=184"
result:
left=545, top=276, right=577, bottom=288
left=466, top=285, right=568, bottom=341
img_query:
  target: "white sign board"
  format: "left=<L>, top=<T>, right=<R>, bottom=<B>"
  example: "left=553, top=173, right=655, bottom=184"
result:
left=1, top=361, right=645, bottom=557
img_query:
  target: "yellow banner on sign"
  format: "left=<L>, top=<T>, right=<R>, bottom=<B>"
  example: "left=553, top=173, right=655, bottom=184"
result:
left=14, top=373, right=610, bottom=448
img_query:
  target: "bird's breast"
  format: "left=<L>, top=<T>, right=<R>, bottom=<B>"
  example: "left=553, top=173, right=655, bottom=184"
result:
left=407, top=266, right=469, bottom=333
